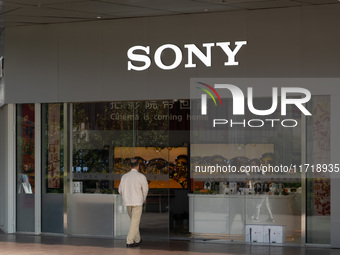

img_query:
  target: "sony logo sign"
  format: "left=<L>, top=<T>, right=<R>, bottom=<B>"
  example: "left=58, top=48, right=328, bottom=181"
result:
left=127, top=41, right=247, bottom=71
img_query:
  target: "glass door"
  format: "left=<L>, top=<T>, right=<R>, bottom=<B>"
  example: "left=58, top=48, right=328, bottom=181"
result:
left=135, top=101, right=170, bottom=239
left=16, top=104, right=35, bottom=232
left=68, top=101, right=174, bottom=239
left=69, top=102, right=134, bottom=236
left=134, top=100, right=191, bottom=240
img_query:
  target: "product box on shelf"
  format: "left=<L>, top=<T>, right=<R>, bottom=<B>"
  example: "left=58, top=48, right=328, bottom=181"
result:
left=264, top=225, right=286, bottom=243
left=245, top=225, right=264, bottom=243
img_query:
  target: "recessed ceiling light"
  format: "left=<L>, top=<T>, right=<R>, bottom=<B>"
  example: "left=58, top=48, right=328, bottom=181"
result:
left=97, top=16, right=102, bottom=19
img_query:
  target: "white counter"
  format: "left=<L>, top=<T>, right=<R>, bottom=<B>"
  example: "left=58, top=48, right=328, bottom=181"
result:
left=188, top=193, right=301, bottom=236
left=67, top=193, right=129, bottom=237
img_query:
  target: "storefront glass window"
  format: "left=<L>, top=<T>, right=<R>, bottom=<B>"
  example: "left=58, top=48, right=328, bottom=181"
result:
left=16, top=104, right=35, bottom=232
left=41, top=103, right=64, bottom=233
left=190, top=96, right=302, bottom=244
left=38, top=97, right=330, bottom=243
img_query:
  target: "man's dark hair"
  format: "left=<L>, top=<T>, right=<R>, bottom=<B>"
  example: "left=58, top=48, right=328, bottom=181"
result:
left=130, top=158, right=139, bottom=168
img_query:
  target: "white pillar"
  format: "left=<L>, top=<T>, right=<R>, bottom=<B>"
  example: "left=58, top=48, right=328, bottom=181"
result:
left=331, top=95, right=340, bottom=248
left=5, top=104, right=16, bottom=233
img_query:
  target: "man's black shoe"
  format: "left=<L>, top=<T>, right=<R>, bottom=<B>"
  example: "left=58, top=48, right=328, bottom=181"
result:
left=135, top=239, right=142, bottom=246
left=126, top=243, right=136, bottom=248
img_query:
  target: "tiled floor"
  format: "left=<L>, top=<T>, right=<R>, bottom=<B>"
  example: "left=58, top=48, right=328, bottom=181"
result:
left=1, top=231, right=340, bottom=255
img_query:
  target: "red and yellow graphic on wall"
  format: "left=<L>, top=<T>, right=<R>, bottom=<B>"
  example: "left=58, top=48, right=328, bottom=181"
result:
left=22, top=104, right=35, bottom=192
left=312, top=97, right=330, bottom=215
left=48, top=104, right=61, bottom=189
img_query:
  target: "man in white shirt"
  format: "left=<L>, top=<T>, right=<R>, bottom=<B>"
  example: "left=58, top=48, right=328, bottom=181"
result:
left=119, top=158, right=149, bottom=247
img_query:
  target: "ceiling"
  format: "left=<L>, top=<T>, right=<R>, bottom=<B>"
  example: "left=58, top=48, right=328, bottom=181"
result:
left=0, top=0, right=339, bottom=29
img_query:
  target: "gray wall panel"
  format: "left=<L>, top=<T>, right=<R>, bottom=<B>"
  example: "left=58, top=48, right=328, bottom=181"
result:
left=58, top=22, right=102, bottom=102
left=101, top=18, right=149, bottom=101
left=247, top=8, right=302, bottom=77
left=301, top=5, right=340, bottom=77
left=5, top=26, right=58, bottom=103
